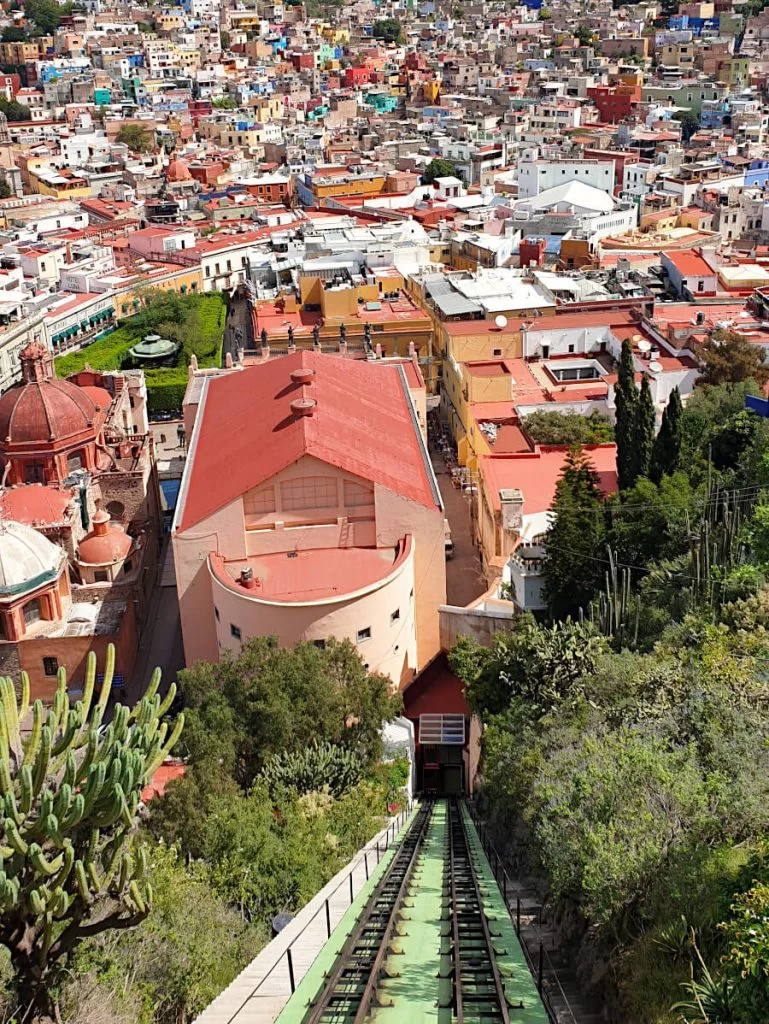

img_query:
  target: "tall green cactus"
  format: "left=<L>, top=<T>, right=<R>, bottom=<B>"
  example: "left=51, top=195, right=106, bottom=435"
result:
left=0, top=645, right=183, bottom=1017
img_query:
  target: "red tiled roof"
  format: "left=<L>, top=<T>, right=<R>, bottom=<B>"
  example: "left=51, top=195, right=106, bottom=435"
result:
left=478, top=444, right=618, bottom=514
left=664, top=250, right=715, bottom=276
left=141, top=762, right=186, bottom=802
left=177, top=351, right=439, bottom=532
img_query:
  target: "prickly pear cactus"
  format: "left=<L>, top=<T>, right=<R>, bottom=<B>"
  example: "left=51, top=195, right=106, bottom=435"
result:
left=0, top=644, right=183, bottom=1016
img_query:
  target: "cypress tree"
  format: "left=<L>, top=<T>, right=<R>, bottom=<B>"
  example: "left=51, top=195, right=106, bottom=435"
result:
left=614, top=338, right=638, bottom=491
left=634, top=373, right=656, bottom=482
left=649, top=386, right=683, bottom=483
left=544, top=445, right=606, bottom=620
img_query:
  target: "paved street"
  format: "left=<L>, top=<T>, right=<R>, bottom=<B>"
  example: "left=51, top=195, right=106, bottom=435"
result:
left=222, top=294, right=253, bottom=366
left=430, top=448, right=487, bottom=608
left=128, top=538, right=185, bottom=703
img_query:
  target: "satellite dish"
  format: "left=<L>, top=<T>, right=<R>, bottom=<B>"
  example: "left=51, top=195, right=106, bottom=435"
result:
left=495, top=315, right=508, bottom=329
left=649, top=360, right=663, bottom=372
left=637, top=339, right=652, bottom=354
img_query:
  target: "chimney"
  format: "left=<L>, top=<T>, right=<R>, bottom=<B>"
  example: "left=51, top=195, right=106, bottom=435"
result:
left=239, top=566, right=259, bottom=589
left=225, top=351, right=233, bottom=368
left=91, top=506, right=110, bottom=537
left=499, top=488, right=524, bottom=532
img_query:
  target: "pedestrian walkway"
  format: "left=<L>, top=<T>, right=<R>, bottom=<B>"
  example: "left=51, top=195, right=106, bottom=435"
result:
left=192, top=811, right=414, bottom=1024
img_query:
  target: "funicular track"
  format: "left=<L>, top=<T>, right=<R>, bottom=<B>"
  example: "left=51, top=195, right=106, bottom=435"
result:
left=302, top=801, right=434, bottom=1024
left=447, top=798, right=511, bottom=1023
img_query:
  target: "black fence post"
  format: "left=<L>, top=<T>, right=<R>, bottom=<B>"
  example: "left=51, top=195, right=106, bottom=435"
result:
left=537, top=943, right=544, bottom=993
left=287, top=948, right=296, bottom=994
left=349, top=872, right=354, bottom=904
left=364, top=852, right=369, bottom=880
left=503, top=872, right=507, bottom=904
left=325, top=898, right=331, bottom=938
left=376, top=841, right=380, bottom=864
left=516, top=897, right=521, bottom=935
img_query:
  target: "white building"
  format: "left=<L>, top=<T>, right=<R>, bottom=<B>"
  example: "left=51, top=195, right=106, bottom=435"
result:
left=517, top=157, right=615, bottom=199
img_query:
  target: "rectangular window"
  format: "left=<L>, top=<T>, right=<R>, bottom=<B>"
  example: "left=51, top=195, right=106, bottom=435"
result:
left=94, top=570, right=108, bottom=582
left=43, top=656, right=58, bottom=677
left=343, top=479, right=374, bottom=508
left=356, top=626, right=371, bottom=642
left=244, top=485, right=276, bottom=516
left=390, top=609, right=400, bottom=623
left=230, top=624, right=241, bottom=640
left=281, top=476, right=337, bottom=511
left=312, top=638, right=326, bottom=648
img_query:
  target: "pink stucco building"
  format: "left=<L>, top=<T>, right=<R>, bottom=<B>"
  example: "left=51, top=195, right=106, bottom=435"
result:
left=172, top=351, right=446, bottom=687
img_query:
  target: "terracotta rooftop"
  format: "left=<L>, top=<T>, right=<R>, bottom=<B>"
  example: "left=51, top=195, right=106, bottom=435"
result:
left=176, top=350, right=439, bottom=532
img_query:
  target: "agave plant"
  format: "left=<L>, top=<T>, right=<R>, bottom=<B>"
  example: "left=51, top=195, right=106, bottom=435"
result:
left=671, top=935, right=737, bottom=1024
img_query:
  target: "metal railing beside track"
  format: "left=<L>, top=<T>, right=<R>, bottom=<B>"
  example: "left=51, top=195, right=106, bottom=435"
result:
left=219, top=804, right=415, bottom=1024
left=467, top=804, right=580, bottom=1024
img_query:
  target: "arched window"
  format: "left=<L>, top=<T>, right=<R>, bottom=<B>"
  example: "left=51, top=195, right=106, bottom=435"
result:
left=23, top=599, right=42, bottom=626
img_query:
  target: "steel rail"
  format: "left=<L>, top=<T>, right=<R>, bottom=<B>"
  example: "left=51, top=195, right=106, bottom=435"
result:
left=303, top=800, right=432, bottom=1024
left=450, top=798, right=511, bottom=1024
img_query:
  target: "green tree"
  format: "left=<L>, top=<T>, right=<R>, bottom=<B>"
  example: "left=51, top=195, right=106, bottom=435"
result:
left=674, top=108, right=701, bottom=141
left=544, top=445, right=607, bottom=619
left=524, top=410, right=614, bottom=446
left=0, top=648, right=183, bottom=1017
left=74, top=842, right=263, bottom=1023
left=0, top=181, right=11, bottom=200
left=0, top=98, right=29, bottom=122
left=650, top=386, right=683, bottom=483
left=372, top=18, right=403, bottom=43
left=24, top=0, right=70, bottom=34
left=178, top=636, right=401, bottom=784
left=422, top=157, right=460, bottom=184
left=700, top=329, right=769, bottom=388
left=634, top=373, right=656, bottom=482
left=212, top=96, right=237, bottom=109
left=575, top=24, right=594, bottom=44
left=116, top=124, right=153, bottom=153
left=449, top=615, right=607, bottom=719
left=1, top=27, right=26, bottom=41
left=615, top=338, right=639, bottom=490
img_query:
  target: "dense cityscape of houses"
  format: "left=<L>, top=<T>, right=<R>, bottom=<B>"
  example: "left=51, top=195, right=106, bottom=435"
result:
left=2, top=0, right=769, bottom=727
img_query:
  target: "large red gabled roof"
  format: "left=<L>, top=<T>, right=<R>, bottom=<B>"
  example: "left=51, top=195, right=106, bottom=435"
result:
left=176, top=351, right=439, bottom=532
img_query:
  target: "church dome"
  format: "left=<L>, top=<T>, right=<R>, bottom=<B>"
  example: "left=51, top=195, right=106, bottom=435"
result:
left=166, top=158, right=192, bottom=182
left=0, top=343, right=98, bottom=446
left=78, top=508, right=132, bottom=566
left=0, top=521, right=63, bottom=598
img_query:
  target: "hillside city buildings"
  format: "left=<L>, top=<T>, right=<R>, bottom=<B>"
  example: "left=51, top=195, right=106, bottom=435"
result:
left=0, top=0, right=768, bottom=721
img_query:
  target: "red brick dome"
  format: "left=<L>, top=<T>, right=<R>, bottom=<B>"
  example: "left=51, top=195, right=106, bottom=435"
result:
left=166, top=158, right=192, bottom=182
left=78, top=508, right=132, bottom=566
left=0, top=344, right=98, bottom=445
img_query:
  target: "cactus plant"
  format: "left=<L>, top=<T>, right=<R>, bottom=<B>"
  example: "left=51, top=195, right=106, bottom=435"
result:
left=0, top=645, right=183, bottom=1018
left=259, top=741, right=363, bottom=798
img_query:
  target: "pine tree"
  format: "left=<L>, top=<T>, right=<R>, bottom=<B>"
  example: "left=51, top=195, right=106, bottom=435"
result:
left=634, top=373, right=656, bottom=482
left=544, top=446, right=606, bottom=620
left=614, top=339, right=638, bottom=491
left=649, top=386, right=683, bottom=483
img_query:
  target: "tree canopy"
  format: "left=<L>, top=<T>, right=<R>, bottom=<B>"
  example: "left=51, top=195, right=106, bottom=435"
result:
left=177, top=636, right=401, bottom=785
left=700, top=329, right=769, bottom=388
left=372, top=18, right=403, bottom=43
left=422, top=157, right=461, bottom=184
left=524, top=410, right=614, bottom=446
left=116, top=124, right=154, bottom=154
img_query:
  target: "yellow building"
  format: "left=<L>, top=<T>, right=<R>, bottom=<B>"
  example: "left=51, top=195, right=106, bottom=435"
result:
left=31, top=169, right=91, bottom=201
left=113, top=265, right=205, bottom=318
left=442, top=318, right=523, bottom=365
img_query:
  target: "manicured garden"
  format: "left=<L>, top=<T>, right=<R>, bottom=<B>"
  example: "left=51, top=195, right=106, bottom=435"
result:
left=55, top=291, right=227, bottom=413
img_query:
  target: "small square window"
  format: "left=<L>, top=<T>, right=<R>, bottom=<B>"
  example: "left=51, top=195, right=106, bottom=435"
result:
left=568, top=344, right=575, bottom=353
left=230, top=623, right=241, bottom=640
left=312, top=638, right=326, bottom=648
left=43, top=657, right=58, bottom=677
left=356, top=627, right=371, bottom=642
left=493, top=348, right=502, bottom=357
left=391, top=609, right=400, bottom=623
